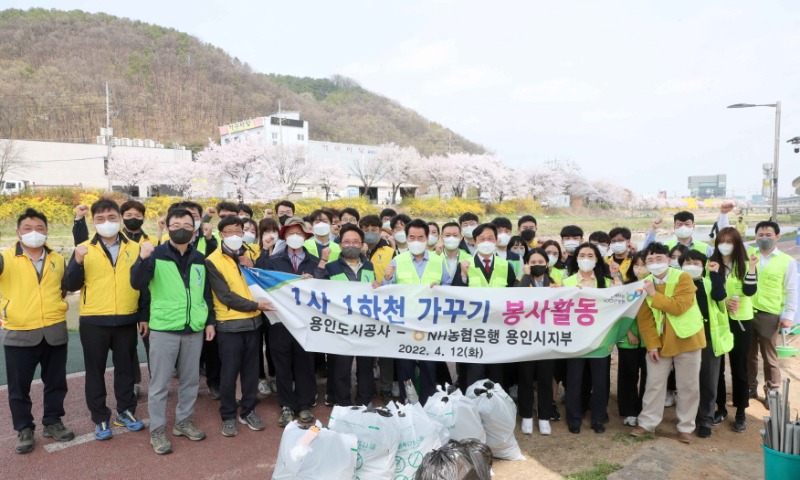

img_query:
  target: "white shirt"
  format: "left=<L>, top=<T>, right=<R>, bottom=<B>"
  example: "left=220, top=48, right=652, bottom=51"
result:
left=758, top=246, right=798, bottom=321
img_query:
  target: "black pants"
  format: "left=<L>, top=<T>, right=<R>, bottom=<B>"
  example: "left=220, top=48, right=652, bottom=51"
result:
left=270, top=322, right=316, bottom=412
left=325, top=354, right=337, bottom=399
left=617, top=347, right=647, bottom=417
left=201, top=336, right=221, bottom=389
left=517, top=360, right=554, bottom=419
left=5, top=340, right=68, bottom=431
left=80, top=323, right=138, bottom=424
left=257, top=321, right=276, bottom=379
left=718, top=319, right=753, bottom=411
left=217, top=329, right=261, bottom=421
left=565, top=358, right=608, bottom=429
left=436, top=362, right=453, bottom=386
left=397, top=359, right=438, bottom=405
left=457, top=362, right=505, bottom=394
left=334, top=355, right=376, bottom=406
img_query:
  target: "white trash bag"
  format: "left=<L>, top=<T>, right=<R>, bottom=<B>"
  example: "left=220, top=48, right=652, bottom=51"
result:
left=386, top=401, right=445, bottom=480
left=272, top=420, right=358, bottom=480
left=466, top=379, right=525, bottom=461
left=423, top=384, right=485, bottom=444
left=328, top=405, right=402, bottom=480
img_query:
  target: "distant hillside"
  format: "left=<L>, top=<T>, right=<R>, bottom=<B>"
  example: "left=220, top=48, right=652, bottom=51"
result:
left=0, top=8, right=486, bottom=155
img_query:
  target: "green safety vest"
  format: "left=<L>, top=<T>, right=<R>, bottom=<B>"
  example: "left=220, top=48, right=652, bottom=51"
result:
left=550, top=267, right=565, bottom=285
left=442, top=250, right=472, bottom=280
left=701, top=276, right=734, bottom=357
left=561, top=273, right=598, bottom=288
left=395, top=252, right=444, bottom=285
left=468, top=256, right=509, bottom=287
left=328, top=260, right=376, bottom=283
left=197, top=236, right=207, bottom=256
left=665, top=239, right=709, bottom=255
left=303, top=238, right=341, bottom=263
left=506, top=256, right=522, bottom=279
left=148, top=259, right=209, bottom=332
left=724, top=263, right=754, bottom=321
left=644, top=268, right=704, bottom=339
left=749, top=247, right=792, bottom=316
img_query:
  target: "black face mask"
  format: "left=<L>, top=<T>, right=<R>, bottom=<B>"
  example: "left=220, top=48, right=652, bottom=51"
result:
left=168, top=229, right=194, bottom=245
left=520, top=230, right=536, bottom=242
left=530, top=265, right=548, bottom=277
left=123, top=218, right=144, bottom=232
left=279, top=215, right=290, bottom=226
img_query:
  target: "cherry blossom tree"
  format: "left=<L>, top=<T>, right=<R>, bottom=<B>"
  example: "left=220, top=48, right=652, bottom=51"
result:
left=311, top=159, right=348, bottom=201
left=350, top=151, right=386, bottom=196
left=380, top=143, right=420, bottom=203
left=107, top=150, right=160, bottom=195
left=264, top=144, right=314, bottom=195
left=522, top=166, right=566, bottom=203
left=194, top=135, right=273, bottom=202
left=159, top=157, right=201, bottom=196
left=446, top=152, right=477, bottom=198
left=418, top=154, right=451, bottom=198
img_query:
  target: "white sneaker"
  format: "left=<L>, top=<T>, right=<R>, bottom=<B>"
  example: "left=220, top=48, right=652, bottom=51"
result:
left=623, top=416, right=638, bottom=427
left=509, top=385, right=518, bottom=401
left=664, top=391, right=676, bottom=407
left=373, top=366, right=380, bottom=380
left=521, top=418, right=533, bottom=435
left=133, top=383, right=141, bottom=397
left=257, top=379, right=272, bottom=398
left=391, top=381, right=400, bottom=398
left=538, top=419, right=551, bottom=435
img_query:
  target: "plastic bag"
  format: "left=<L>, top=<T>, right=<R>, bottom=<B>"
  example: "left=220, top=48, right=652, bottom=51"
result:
left=272, top=420, right=358, bottom=480
left=466, top=379, right=524, bottom=461
left=329, top=405, right=402, bottom=480
left=386, top=401, right=445, bottom=480
left=423, top=384, right=485, bottom=443
left=414, top=440, right=492, bottom=480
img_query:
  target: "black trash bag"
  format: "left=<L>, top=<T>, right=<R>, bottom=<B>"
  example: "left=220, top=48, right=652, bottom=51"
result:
left=414, top=440, right=492, bottom=480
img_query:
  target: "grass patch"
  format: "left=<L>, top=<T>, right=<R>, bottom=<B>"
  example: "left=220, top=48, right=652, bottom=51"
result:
left=565, top=461, right=623, bottom=480
left=611, top=431, right=656, bottom=444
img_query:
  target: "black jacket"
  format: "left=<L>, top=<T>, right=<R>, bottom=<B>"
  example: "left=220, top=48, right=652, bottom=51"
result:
left=255, top=246, right=324, bottom=278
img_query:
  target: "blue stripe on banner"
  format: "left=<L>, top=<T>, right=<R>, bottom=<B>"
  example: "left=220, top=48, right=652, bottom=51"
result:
left=241, top=267, right=300, bottom=292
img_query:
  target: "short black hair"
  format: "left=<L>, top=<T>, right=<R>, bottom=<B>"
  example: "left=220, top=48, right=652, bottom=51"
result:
left=310, top=209, right=333, bottom=223
left=644, top=242, right=670, bottom=257
left=242, top=217, right=258, bottom=232
left=491, top=217, right=513, bottom=231
left=218, top=216, right=244, bottom=232
left=560, top=225, right=584, bottom=238
left=175, top=201, right=202, bottom=216
left=755, top=221, right=780, bottom=235
left=275, top=200, right=295, bottom=214
left=359, top=214, right=382, bottom=229
left=459, top=212, right=480, bottom=224
left=441, top=221, right=460, bottom=233
left=517, top=215, right=537, bottom=228
left=166, top=208, right=194, bottom=226
left=217, top=201, right=239, bottom=214
left=685, top=249, right=708, bottom=268
left=120, top=200, right=146, bottom=215
left=405, top=218, right=429, bottom=237
left=91, top=199, right=120, bottom=216
left=338, top=223, right=365, bottom=242
left=608, top=227, right=631, bottom=240
left=472, top=223, right=497, bottom=239
left=340, top=207, right=360, bottom=222
left=390, top=214, right=412, bottom=230
left=673, top=211, right=694, bottom=223
left=17, top=208, right=47, bottom=228
left=379, top=208, right=397, bottom=219
left=238, top=203, right=254, bottom=217
left=588, top=231, right=610, bottom=245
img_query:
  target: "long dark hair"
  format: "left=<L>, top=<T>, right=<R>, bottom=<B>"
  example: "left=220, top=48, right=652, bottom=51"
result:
left=709, top=226, right=748, bottom=281
left=523, top=247, right=554, bottom=284
left=540, top=239, right=566, bottom=269
left=624, top=250, right=647, bottom=284
left=567, top=242, right=609, bottom=288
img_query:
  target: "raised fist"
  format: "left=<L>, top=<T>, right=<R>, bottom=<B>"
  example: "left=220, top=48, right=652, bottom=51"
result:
left=74, top=245, right=88, bottom=264
left=139, top=242, right=155, bottom=259
left=75, top=204, right=89, bottom=220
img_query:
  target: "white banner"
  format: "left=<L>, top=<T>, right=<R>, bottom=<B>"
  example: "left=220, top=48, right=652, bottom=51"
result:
left=244, top=268, right=646, bottom=363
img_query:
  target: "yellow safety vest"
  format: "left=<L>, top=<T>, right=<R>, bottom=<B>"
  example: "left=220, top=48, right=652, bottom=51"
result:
left=0, top=244, right=67, bottom=330
left=206, top=248, right=260, bottom=321
left=78, top=236, right=140, bottom=317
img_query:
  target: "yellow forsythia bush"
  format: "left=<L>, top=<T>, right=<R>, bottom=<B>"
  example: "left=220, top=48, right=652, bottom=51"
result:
left=401, top=198, right=486, bottom=220
left=291, top=197, right=380, bottom=217
left=0, top=195, right=73, bottom=225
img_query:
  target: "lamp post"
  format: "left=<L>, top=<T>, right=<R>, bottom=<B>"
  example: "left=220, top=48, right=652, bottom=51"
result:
left=727, top=102, right=781, bottom=221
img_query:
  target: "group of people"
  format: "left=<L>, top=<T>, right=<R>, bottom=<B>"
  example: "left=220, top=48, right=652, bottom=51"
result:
left=0, top=198, right=795, bottom=456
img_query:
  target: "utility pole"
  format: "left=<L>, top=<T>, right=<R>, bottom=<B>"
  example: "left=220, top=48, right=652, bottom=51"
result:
left=105, top=81, right=113, bottom=193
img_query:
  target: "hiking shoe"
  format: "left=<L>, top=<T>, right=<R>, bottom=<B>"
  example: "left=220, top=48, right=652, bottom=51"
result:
left=324, top=394, right=334, bottom=407
left=173, top=418, right=206, bottom=441
left=391, top=382, right=400, bottom=398
left=221, top=419, right=238, bottom=437
left=257, top=379, right=272, bottom=399
left=209, top=385, right=221, bottom=400
left=538, top=420, right=551, bottom=435
left=521, top=417, right=533, bottom=435
left=15, top=428, right=34, bottom=454
left=678, top=432, right=692, bottom=444
left=712, top=409, right=727, bottom=426
left=630, top=426, right=650, bottom=437
left=733, top=417, right=747, bottom=433
left=664, top=391, right=676, bottom=407
left=550, top=402, right=561, bottom=421
left=278, top=407, right=294, bottom=428
left=298, top=409, right=315, bottom=423
left=150, top=427, right=172, bottom=455
left=239, top=410, right=266, bottom=431
left=42, top=422, right=75, bottom=442
left=95, top=421, right=113, bottom=441
left=114, top=410, right=144, bottom=432
left=591, top=423, right=606, bottom=434
left=268, top=378, right=277, bottom=393
left=698, top=426, right=712, bottom=438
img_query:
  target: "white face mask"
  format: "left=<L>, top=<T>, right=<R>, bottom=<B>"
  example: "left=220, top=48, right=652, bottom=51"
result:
left=427, top=235, right=439, bottom=246
left=577, top=258, right=596, bottom=272
left=286, top=233, right=305, bottom=250
left=718, top=243, right=734, bottom=256
left=675, top=225, right=693, bottom=239
left=477, top=241, right=496, bottom=256
left=194, top=220, right=203, bottom=231
left=610, top=241, right=628, bottom=254
left=96, top=221, right=120, bottom=238
left=223, top=235, right=243, bottom=252
left=394, top=231, right=407, bottom=244
left=682, top=265, right=704, bottom=280
left=263, top=232, right=278, bottom=243
left=670, top=259, right=681, bottom=269
left=547, top=254, right=559, bottom=267
left=595, top=245, right=609, bottom=257
left=242, top=231, right=257, bottom=244
left=511, top=248, right=526, bottom=257
left=497, top=233, right=511, bottom=247
left=313, top=222, right=331, bottom=237
left=443, top=237, right=461, bottom=251
left=647, top=262, right=669, bottom=276
left=408, top=241, right=427, bottom=255
left=382, top=221, right=391, bottom=230
left=20, top=231, right=47, bottom=248
left=462, top=225, right=476, bottom=239
left=563, top=240, right=580, bottom=254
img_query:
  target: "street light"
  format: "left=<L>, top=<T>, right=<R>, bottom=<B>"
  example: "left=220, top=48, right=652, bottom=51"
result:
left=727, top=101, right=782, bottom=221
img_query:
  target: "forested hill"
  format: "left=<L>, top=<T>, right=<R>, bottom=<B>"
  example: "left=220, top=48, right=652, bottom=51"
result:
left=0, top=8, right=486, bottom=155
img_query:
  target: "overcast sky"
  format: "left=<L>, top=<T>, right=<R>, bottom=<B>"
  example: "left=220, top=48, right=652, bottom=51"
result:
left=12, top=0, right=800, bottom=197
